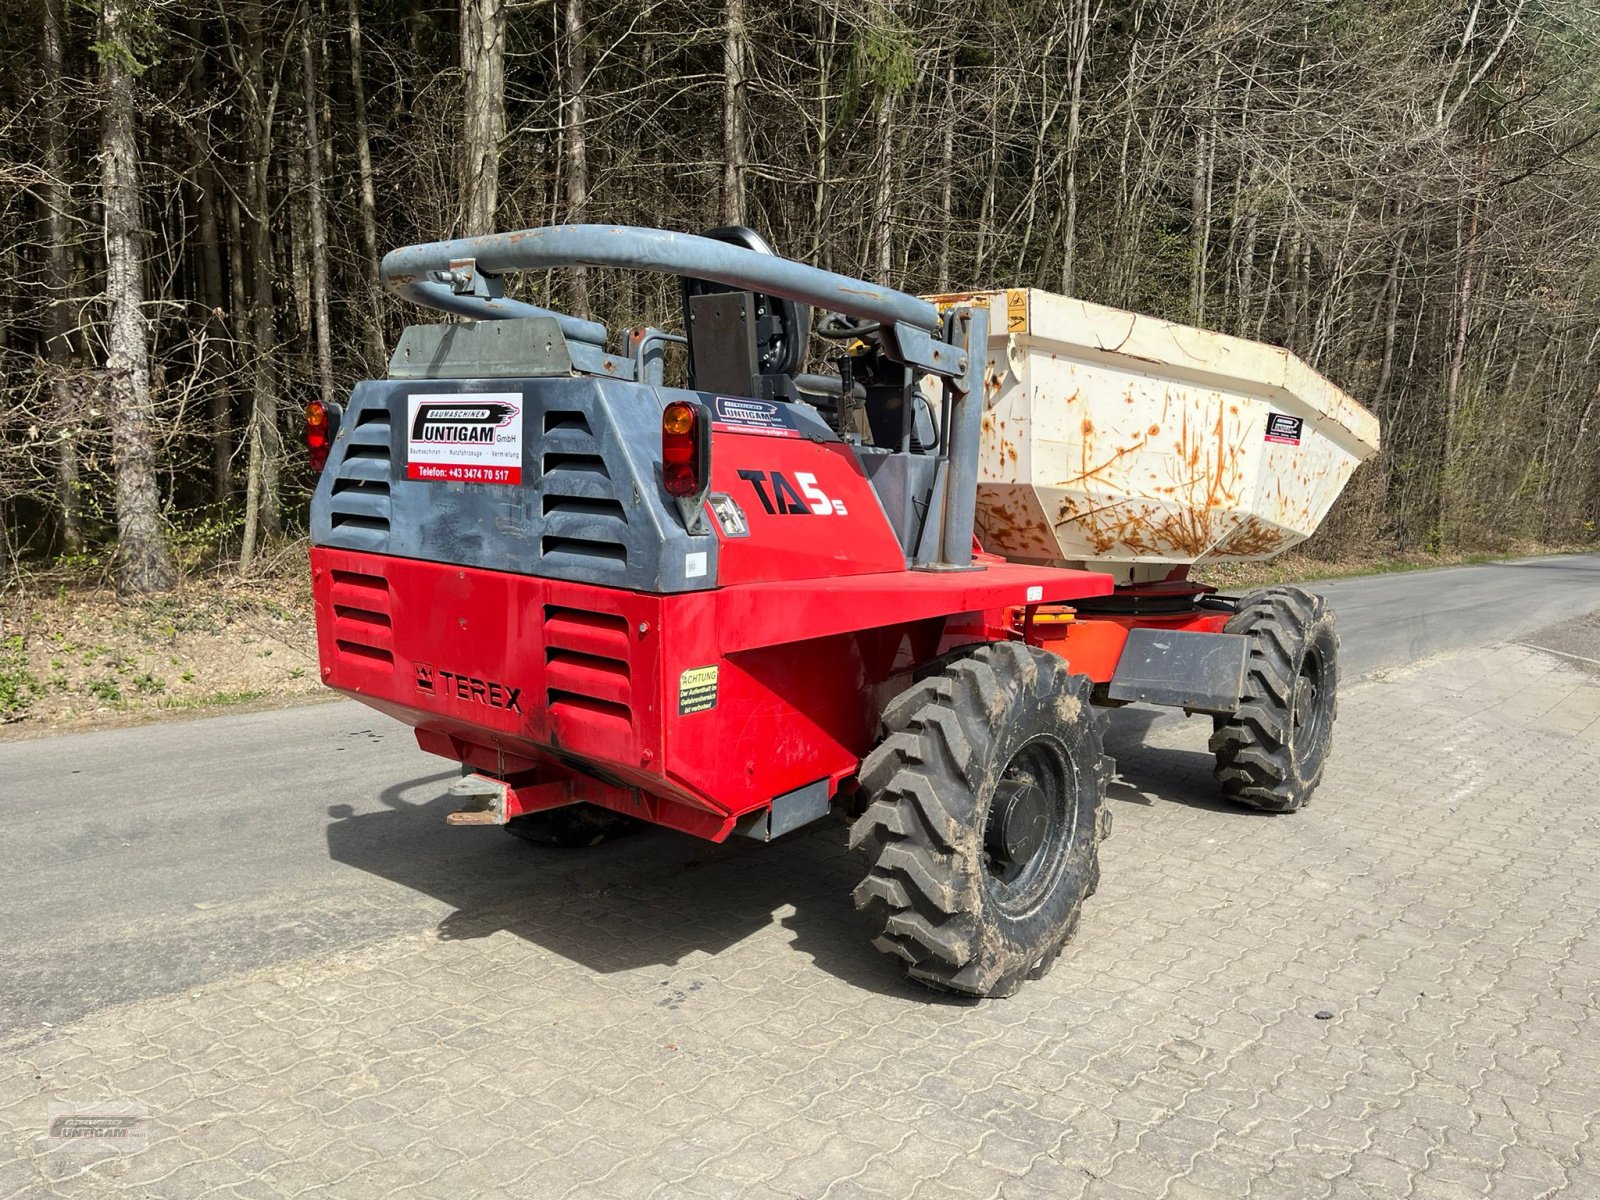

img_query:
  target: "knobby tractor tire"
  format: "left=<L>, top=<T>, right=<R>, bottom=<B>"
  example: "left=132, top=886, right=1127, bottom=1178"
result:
left=850, top=642, right=1113, bottom=999
left=504, top=803, right=642, bottom=848
left=1210, top=586, right=1339, bottom=813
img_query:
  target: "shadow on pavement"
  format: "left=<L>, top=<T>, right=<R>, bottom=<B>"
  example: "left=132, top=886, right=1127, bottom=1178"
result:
left=1098, top=706, right=1269, bottom=816
left=325, top=775, right=947, bottom=1000
left=324, top=705, right=1250, bottom=996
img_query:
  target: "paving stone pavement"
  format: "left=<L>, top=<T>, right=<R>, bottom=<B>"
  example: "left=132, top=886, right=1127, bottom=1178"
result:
left=2, top=638, right=1598, bottom=1199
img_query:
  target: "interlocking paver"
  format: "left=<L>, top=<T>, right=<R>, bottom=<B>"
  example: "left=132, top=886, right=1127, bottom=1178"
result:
left=2, top=638, right=1598, bottom=1197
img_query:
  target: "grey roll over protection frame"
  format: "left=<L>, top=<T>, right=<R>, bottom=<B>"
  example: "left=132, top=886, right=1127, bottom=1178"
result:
left=379, top=223, right=983, bottom=568
left=380, top=225, right=965, bottom=378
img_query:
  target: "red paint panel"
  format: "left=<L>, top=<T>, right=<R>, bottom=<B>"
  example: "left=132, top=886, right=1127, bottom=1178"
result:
left=312, top=546, right=1128, bottom=842
left=708, top=430, right=906, bottom=585
left=714, top=561, right=1116, bottom=652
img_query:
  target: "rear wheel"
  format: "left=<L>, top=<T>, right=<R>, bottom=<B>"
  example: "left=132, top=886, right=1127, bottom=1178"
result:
left=1210, top=586, right=1338, bottom=812
left=850, top=642, right=1113, bottom=998
left=504, top=804, right=641, bottom=848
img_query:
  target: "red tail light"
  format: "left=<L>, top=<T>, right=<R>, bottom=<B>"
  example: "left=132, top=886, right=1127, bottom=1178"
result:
left=306, top=400, right=331, bottom=472
left=662, top=400, right=709, bottom=498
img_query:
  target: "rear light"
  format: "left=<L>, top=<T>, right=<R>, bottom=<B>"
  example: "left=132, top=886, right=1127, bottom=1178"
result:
left=662, top=400, right=709, bottom=498
left=306, top=400, right=331, bottom=472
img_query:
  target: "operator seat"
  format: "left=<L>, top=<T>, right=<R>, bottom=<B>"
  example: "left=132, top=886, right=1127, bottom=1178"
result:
left=678, top=226, right=810, bottom=401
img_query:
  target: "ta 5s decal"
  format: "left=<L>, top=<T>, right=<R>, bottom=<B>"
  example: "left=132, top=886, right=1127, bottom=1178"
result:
left=736, top=469, right=848, bottom=516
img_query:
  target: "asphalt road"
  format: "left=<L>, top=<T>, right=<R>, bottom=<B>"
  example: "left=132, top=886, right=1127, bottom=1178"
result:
left=1, top=552, right=1596, bottom=1036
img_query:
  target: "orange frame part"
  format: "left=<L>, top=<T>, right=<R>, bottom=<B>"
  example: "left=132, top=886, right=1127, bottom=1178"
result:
left=1021, top=607, right=1234, bottom=684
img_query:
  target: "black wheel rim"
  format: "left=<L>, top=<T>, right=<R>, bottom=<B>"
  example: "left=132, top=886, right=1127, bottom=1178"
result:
left=1290, top=642, right=1332, bottom=773
left=981, top=736, right=1076, bottom=918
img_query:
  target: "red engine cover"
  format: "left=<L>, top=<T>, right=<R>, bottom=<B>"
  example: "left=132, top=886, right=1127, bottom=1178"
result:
left=707, top=427, right=907, bottom=585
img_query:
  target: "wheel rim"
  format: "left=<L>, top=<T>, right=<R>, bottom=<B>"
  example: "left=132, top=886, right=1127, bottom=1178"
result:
left=981, top=736, right=1076, bottom=917
left=1290, top=642, right=1332, bottom=773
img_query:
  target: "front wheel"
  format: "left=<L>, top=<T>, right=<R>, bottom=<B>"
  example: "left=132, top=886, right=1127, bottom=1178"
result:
left=1210, top=586, right=1338, bottom=812
left=850, top=642, right=1113, bottom=998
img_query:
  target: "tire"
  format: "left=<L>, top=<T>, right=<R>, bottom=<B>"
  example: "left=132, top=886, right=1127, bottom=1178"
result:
left=504, top=803, right=641, bottom=848
left=849, top=642, right=1113, bottom=998
left=1210, top=586, right=1338, bottom=813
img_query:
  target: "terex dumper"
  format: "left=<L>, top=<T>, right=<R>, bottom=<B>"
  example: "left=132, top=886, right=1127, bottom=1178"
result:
left=309, top=226, right=1380, bottom=997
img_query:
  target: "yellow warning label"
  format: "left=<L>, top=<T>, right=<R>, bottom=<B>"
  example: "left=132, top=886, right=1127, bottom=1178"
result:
left=678, top=666, right=719, bottom=715
left=1006, top=289, right=1029, bottom=334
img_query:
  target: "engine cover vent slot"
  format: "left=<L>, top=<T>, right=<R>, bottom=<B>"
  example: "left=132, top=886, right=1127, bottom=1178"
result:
left=328, top=569, right=395, bottom=668
left=542, top=604, right=634, bottom=737
left=542, top=535, right=627, bottom=568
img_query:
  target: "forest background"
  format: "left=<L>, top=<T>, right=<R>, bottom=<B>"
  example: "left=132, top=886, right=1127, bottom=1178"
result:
left=0, top=0, right=1597, bottom=721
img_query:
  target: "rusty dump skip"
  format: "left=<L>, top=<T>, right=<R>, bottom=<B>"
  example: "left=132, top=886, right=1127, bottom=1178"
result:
left=944, top=289, right=1381, bottom=573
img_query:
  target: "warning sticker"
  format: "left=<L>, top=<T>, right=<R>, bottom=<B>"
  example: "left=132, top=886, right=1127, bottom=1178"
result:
left=710, top=396, right=801, bottom=439
left=679, top=665, right=719, bottom=715
left=1264, top=412, right=1304, bottom=446
left=1006, top=289, right=1029, bottom=334
left=406, top=392, right=523, bottom=484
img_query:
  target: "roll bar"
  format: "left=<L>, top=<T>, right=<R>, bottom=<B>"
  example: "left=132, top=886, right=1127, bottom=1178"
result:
left=380, top=225, right=960, bottom=374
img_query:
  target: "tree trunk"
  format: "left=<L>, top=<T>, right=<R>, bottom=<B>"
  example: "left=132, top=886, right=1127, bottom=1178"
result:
left=1372, top=221, right=1408, bottom=415
left=936, top=59, right=955, bottom=291
left=1060, top=0, right=1090, bottom=295
left=460, top=0, right=505, bottom=236
left=239, top=4, right=281, bottom=569
left=42, top=0, right=82, bottom=552
left=810, top=5, right=835, bottom=268
left=1441, top=192, right=1482, bottom=546
left=1189, top=57, right=1220, bottom=324
left=563, top=0, right=589, bottom=314
left=346, top=0, right=386, bottom=365
left=301, top=16, right=335, bottom=411
left=719, top=0, right=746, bottom=226
left=870, top=82, right=896, bottom=283
left=99, top=0, right=176, bottom=593
left=187, top=32, right=233, bottom=505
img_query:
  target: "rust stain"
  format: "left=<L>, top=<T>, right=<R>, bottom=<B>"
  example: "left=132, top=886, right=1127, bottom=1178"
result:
left=1212, top=516, right=1294, bottom=558
left=1045, top=398, right=1257, bottom=560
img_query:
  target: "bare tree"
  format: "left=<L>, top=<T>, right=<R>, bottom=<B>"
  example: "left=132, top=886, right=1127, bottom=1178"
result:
left=97, top=0, right=176, bottom=593
left=720, top=0, right=746, bottom=226
left=301, top=12, right=334, bottom=410
left=41, top=0, right=82, bottom=551
left=346, top=0, right=386, bottom=365
left=563, top=0, right=589, bottom=314
left=237, top=0, right=281, bottom=570
left=460, top=0, right=504, bottom=236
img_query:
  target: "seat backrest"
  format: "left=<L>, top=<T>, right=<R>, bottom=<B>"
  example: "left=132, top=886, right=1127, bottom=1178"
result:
left=679, top=226, right=810, bottom=398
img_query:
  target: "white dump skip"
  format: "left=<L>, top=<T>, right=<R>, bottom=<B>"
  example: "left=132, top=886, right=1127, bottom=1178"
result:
left=935, top=289, right=1381, bottom=570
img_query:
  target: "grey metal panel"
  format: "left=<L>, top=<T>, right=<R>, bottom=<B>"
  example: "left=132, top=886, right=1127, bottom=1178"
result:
left=937, top=305, right=989, bottom=569
left=734, top=778, right=832, bottom=842
left=311, top=376, right=718, bottom=593
left=688, top=292, right=759, bottom=396
left=858, top=449, right=937, bottom=559
left=380, top=226, right=955, bottom=367
left=1106, top=627, right=1249, bottom=714
left=388, top=318, right=574, bottom=380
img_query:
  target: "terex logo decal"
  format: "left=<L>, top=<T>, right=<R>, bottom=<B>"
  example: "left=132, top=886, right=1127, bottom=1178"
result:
left=410, top=401, right=519, bottom=444
left=737, top=469, right=848, bottom=516
left=414, top=663, right=522, bottom=713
